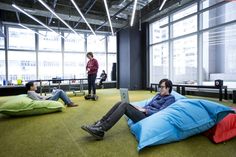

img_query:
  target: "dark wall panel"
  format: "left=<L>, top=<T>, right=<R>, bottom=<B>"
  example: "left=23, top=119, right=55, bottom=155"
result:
left=118, top=28, right=130, bottom=88
left=117, top=23, right=148, bottom=90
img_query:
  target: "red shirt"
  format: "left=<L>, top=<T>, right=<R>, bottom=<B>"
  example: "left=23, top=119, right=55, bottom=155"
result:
left=86, top=58, right=99, bottom=74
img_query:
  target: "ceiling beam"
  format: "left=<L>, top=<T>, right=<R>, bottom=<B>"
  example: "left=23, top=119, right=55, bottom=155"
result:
left=0, top=2, right=127, bottom=28
left=48, top=0, right=58, bottom=25
left=73, top=0, right=97, bottom=29
left=141, top=0, right=195, bottom=23
left=95, top=0, right=133, bottom=32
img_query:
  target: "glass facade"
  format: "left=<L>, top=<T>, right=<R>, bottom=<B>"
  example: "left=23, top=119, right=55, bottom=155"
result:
left=64, top=33, right=85, bottom=52
left=108, top=35, right=117, bottom=52
left=0, top=26, right=117, bottom=84
left=8, top=51, right=36, bottom=82
left=107, top=53, right=116, bottom=81
left=173, top=15, right=197, bottom=37
left=201, top=0, right=236, bottom=86
left=87, top=35, right=106, bottom=52
left=149, top=0, right=236, bottom=87
left=94, top=53, right=107, bottom=78
left=201, top=2, right=236, bottom=29
left=38, top=52, right=62, bottom=80
left=201, top=0, right=225, bottom=10
left=173, top=3, right=197, bottom=21
left=150, top=42, right=169, bottom=83
left=64, top=52, right=86, bottom=79
left=0, top=51, right=5, bottom=85
left=149, top=17, right=168, bottom=44
left=173, top=35, right=197, bottom=83
left=39, top=31, right=61, bottom=51
left=9, top=27, right=35, bottom=50
left=107, top=36, right=117, bottom=81
left=0, top=37, right=4, bottom=48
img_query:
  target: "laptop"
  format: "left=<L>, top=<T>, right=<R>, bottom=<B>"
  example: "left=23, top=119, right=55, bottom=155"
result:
left=120, top=88, right=130, bottom=103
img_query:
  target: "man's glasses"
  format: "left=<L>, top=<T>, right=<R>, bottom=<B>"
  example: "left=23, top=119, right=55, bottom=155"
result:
left=159, top=86, right=166, bottom=89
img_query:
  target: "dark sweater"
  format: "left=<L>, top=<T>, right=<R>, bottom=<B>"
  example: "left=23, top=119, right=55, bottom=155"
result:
left=144, top=94, right=175, bottom=116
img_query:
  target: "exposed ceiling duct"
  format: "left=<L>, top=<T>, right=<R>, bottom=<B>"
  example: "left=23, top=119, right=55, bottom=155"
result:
left=0, top=0, right=196, bottom=34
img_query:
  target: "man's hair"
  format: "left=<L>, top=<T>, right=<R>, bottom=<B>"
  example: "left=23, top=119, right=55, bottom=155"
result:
left=86, top=52, right=93, bottom=58
left=25, top=82, right=34, bottom=91
left=159, top=79, right=173, bottom=93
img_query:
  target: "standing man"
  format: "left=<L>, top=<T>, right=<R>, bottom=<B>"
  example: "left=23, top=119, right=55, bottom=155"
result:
left=85, top=52, right=99, bottom=100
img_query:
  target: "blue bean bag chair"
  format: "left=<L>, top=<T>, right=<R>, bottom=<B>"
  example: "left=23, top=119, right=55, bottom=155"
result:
left=128, top=91, right=234, bottom=151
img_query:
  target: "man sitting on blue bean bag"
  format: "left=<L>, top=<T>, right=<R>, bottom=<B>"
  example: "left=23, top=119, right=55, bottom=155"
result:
left=81, top=79, right=175, bottom=140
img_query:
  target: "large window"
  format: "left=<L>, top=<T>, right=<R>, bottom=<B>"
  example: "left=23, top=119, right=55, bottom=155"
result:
left=107, top=35, right=117, bottom=81
left=39, top=31, right=61, bottom=51
left=201, top=2, right=236, bottom=29
left=0, top=37, right=4, bottom=48
left=203, top=24, right=236, bottom=81
left=8, top=27, right=37, bottom=82
left=8, top=51, right=36, bottom=82
left=150, top=17, right=168, bottom=44
left=108, top=36, right=117, bottom=52
left=64, top=33, right=85, bottom=52
left=38, top=30, right=62, bottom=80
left=173, top=35, right=197, bottom=83
left=150, top=43, right=169, bottom=83
left=0, top=26, right=4, bottom=48
left=173, top=3, right=197, bottom=21
left=93, top=53, right=107, bottom=77
left=0, top=51, right=5, bottom=85
left=149, top=0, right=236, bottom=87
left=107, top=54, right=117, bottom=81
left=64, top=53, right=86, bottom=79
left=87, top=35, right=106, bottom=52
left=201, top=0, right=236, bottom=86
left=2, top=26, right=117, bottom=84
left=9, top=27, right=35, bottom=50
left=38, top=52, right=62, bottom=79
left=173, top=15, right=197, bottom=37
left=201, top=0, right=225, bottom=10
left=62, top=33, right=86, bottom=79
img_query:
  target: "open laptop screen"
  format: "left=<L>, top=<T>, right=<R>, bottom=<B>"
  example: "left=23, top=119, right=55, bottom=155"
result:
left=120, top=88, right=130, bottom=103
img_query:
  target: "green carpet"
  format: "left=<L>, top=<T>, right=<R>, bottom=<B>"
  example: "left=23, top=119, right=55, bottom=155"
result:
left=0, top=89, right=236, bottom=157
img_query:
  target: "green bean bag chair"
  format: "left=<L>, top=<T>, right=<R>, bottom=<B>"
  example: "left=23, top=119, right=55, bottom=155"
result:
left=0, top=95, right=65, bottom=116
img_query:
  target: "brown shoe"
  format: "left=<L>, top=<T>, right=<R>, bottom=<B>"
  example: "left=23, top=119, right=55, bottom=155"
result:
left=67, top=102, right=78, bottom=107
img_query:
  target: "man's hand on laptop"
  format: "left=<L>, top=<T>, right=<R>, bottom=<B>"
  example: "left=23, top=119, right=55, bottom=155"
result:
left=134, top=106, right=146, bottom=113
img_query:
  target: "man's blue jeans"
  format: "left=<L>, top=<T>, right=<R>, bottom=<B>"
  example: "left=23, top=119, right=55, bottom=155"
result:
left=49, top=89, right=72, bottom=105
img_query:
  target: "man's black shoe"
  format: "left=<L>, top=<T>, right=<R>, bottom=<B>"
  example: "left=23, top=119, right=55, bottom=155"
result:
left=81, top=125, right=104, bottom=140
left=84, top=95, right=91, bottom=100
left=93, top=120, right=102, bottom=127
left=82, top=121, right=102, bottom=129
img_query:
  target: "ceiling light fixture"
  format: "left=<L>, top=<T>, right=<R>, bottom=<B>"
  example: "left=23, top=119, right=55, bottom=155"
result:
left=130, top=0, right=138, bottom=27
left=18, top=23, right=45, bottom=36
left=38, top=0, right=80, bottom=37
left=159, top=0, right=167, bottom=11
left=103, top=0, right=114, bottom=35
left=13, top=4, right=55, bottom=33
left=70, top=0, right=96, bottom=35
left=12, top=4, right=65, bottom=39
